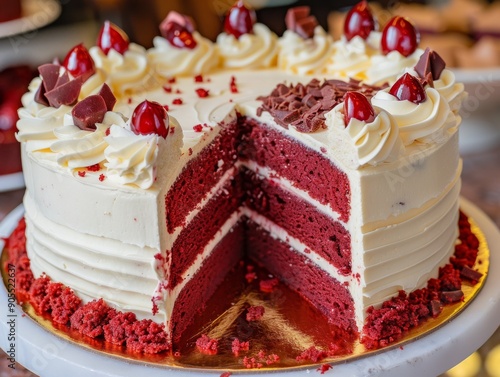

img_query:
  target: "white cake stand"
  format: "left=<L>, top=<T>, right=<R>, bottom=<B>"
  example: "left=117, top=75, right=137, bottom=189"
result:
left=1, top=198, right=499, bottom=377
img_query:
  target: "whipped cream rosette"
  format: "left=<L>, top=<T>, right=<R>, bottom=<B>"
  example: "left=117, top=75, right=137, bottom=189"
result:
left=326, top=97, right=405, bottom=169
left=372, top=77, right=458, bottom=146
left=216, top=23, right=278, bottom=69
left=432, top=69, right=466, bottom=114
left=278, top=26, right=334, bottom=75
left=90, top=43, right=153, bottom=96
left=327, top=32, right=381, bottom=81
left=366, top=48, right=424, bottom=85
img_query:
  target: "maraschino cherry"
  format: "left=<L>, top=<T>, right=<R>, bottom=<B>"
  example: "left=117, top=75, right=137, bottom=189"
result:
left=97, top=21, right=130, bottom=55
left=343, top=91, right=376, bottom=126
left=131, top=100, right=169, bottom=138
left=162, top=22, right=197, bottom=49
left=344, top=1, right=376, bottom=41
left=381, top=16, right=419, bottom=57
left=62, top=44, right=96, bottom=82
left=389, top=73, right=426, bottom=104
left=224, top=0, right=256, bottom=38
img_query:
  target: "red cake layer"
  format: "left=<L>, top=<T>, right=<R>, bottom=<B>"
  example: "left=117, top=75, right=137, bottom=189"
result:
left=240, top=118, right=351, bottom=222
left=165, top=121, right=240, bottom=233
left=242, top=167, right=352, bottom=275
left=170, top=221, right=245, bottom=344
left=245, top=219, right=356, bottom=332
left=169, top=171, right=243, bottom=288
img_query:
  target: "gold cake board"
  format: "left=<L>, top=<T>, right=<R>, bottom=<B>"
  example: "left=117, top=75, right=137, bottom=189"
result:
left=0, top=198, right=499, bottom=376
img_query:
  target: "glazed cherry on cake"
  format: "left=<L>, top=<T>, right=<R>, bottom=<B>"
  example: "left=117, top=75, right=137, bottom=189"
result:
left=97, top=21, right=130, bottom=55
left=161, top=20, right=197, bottom=49
left=389, top=73, right=427, bottom=104
left=381, top=16, right=420, bottom=57
left=343, top=1, right=376, bottom=41
left=224, top=0, right=256, bottom=38
left=62, top=43, right=96, bottom=82
left=343, top=91, right=376, bottom=126
left=131, top=100, right=170, bottom=138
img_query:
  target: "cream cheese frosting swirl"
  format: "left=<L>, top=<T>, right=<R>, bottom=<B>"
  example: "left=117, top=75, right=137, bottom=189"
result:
left=90, top=43, right=153, bottom=96
left=326, top=104, right=405, bottom=169
left=216, top=23, right=278, bottom=69
left=327, top=32, right=381, bottom=81
left=278, top=26, right=333, bottom=75
left=432, top=69, right=466, bottom=114
left=104, top=122, right=161, bottom=189
left=147, top=32, right=219, bottom=78
left=79, top=69, right=108, bottom=100
left=16, top=78, right=70, bottom=153
left=371, top=87, right=458, bottom=145
left=366, top=48, right=424, bottom=85
left=50, top=112, right=125, bottom=169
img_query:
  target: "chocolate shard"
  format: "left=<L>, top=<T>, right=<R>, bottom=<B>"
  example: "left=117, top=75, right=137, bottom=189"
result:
left=98, top=83, right=117, bottom=111
left=285, top=6, right=317, bottom=39
left=72, top=94, right=107, bottom=131
left=38, top=63, right=62, bottom=92
left=34, top=83, right=49, bottom=106
left=460, top=266, right=483, bottom=284
left=440, top=290, right=464, bottom=304
left=45, top=77, right=82, bottom=108
left=54, top=70, right=70, bottom=88
left=430, top=300, right=443, bottom=317
left=414, top=47, right=446, bottom=86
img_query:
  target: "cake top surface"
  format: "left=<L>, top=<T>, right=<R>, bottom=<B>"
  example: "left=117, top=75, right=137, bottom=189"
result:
left=15, top=1, right=466, bottom=190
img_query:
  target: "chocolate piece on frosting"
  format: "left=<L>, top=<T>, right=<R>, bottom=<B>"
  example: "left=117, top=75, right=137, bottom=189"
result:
left=44, top=77, right=82, bottom=108
left=38, top=63, right=61, bottom=92
left=285, top=6, right=318, bottom=39
left=72, top=94, right=107, bottom=131
left=258, top=78, right=386, bottom=133
left=414, top=47, right=446, bottom=87
left=98, top=83, right=117, bottom=111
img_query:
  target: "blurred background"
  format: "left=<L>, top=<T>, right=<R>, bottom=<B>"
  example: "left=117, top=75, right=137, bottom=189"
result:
left=0, top=0, right=499, bottom=376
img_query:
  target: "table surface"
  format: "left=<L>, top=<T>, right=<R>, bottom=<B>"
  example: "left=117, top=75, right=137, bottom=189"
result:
left=1, top=144, right=500, bottom=377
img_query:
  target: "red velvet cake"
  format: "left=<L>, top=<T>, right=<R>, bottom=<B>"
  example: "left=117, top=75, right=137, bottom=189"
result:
left=3, top=1, right=475, bottom=368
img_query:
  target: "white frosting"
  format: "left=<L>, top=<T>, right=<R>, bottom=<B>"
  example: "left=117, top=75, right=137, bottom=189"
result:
left=278, top=26, right=333, bottom=75
left=371, top=86, right=458, bottom=145
left=325, top=105, right=405, bottom=168
left=366, top=48, right=424, bottom=85
left=216, top=23, right=278, bottom=69
left=90, top=43, right=153, bottom=96
left=433, top=69, right=467, bottom=114
left=147, top=32, right=219, bottom=78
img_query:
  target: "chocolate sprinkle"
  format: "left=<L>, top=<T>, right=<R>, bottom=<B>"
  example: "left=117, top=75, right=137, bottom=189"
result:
left=258, top=78, right=387, bottom=133
left=285, top=6, right=318, bottom=39
left=414, top=47, right=446, bottom=87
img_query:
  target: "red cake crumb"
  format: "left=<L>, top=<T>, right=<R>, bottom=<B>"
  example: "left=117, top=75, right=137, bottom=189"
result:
left=296, top=346, right=327, bottom=363
left=86, top=163, right=101, bottom=172
left=163, top=85, right=172, bottom=93
left=196, top=334, right=218, bottom=355
left=317, top=364, right=333, bottom=374
left=232, top=338, right=250, bottom=357
left=246, top=305, right=265, bottom=321
left=126, top=319, right=169, bottom=354
left=172, top=98, right=183, bottom=105
left=77, top=171, right=86, bottom=177
left=230, top=76, right=238, bottom=93
left=245, top=271, right=257, bottom=283
left=176, top=89, right=182, bottom=94
left=127, top=97, right=132, bottom=104
left=103, top=311, right=136, bottom=345
left=243, top=356, right=262, bottom=369
left=243, top=350, right=280, bottom=369
left=105, top=127, right=111, bottom=136
left=168, top=77, right=176, bottom=84
left=194, top=74, right=204, bottom=82
left=259, top=277, right=279, bottom=293
left=28, top=275, right=51, bottom=312
left=70, top=298, right=117, bottom=338
left=220, top=373, right=232, bottom=377
left=195, top=88, right=210, bottom=98
left=47, top=283, right=82, bottom=325
left=439, top=264, right=462, bottom=291
left=193, top=124, right=203, bottom=132
left=99, top=174, right=106, bottom=182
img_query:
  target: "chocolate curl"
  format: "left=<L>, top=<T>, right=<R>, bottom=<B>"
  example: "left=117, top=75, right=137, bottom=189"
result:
left=285, top=6, right=318, bottom=39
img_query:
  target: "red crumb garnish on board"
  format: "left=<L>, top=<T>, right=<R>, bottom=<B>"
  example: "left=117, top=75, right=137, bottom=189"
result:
left=296, top=346, right=327, bottom=363
left=163, top=85, right=172, bottom=93
left=243, top=350, right=280, bottom=368
left=317, top=364, right=333, bottom=374
left=77, top=171, right=86, bottom=177
left=99, top=174, right=105, bottom=181
left=195, top=88, right=210, bottom=98
left=220, top=372, right=232, bottom=377
left=193, top=124, right=203, bottom=132
left=172, top=98, right=183, bottom=105
left=259, top=277, right=279, bottom=293
left=232, top=338, right=250, bottom=357
left=196, top=334, right=218, bottom=355
left=194, top=74, right=204, bottom=82
left=246, top=305, right=265, bottom=321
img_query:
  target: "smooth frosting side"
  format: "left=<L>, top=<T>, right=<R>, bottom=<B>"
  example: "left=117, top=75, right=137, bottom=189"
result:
left=147, top=32, right=219, bottom=78
left=216, top=23, right=278, bottom=69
